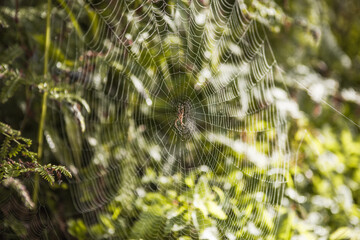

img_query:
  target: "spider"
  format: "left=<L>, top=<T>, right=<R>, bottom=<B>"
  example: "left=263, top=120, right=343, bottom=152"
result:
left=175, top=105, right=185, bottom=130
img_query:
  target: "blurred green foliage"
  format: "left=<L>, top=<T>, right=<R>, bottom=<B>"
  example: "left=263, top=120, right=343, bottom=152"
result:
left=0, top=0, right=360, bottom=239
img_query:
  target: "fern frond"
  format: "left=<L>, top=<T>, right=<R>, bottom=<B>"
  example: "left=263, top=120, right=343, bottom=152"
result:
left=0, top=64, right=22, bottom=103
left=0, top=121, right=72, bottom=185
left=0, top=45, right=23, bottom=64
left=53, top=165, right=72, bottom=178
left=38, top=167, right=55, bottom=184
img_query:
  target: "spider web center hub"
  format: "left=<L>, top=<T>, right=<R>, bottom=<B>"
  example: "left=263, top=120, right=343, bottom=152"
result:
left=172, top=98, right=195, bottom=140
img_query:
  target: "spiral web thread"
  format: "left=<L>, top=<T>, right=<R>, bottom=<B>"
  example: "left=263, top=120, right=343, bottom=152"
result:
left=44, top=0, right=290, bottom=239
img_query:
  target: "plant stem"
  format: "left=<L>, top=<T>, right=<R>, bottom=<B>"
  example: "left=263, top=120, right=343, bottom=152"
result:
left=33, top=0, right=51, bottom=204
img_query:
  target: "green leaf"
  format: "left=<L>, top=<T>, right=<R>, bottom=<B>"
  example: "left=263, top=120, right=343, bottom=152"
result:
left=276, top=211, right=294, bottom=240
left=33, top=34, right=73, bottom=66
left=195, top=176, right=210, bottom=199
left=68, top=219, right=88, bottom=240
left=185, top=173, right=195, bottom=188
left=178, top=236, right=192, bottom=240
left=206, top=201, right=227, bottom=220
left=330, top=227, right=354, bottom=240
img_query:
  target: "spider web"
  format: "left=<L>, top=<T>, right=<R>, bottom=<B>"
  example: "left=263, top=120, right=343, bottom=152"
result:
left=44, top=0, right=290, bottom=239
